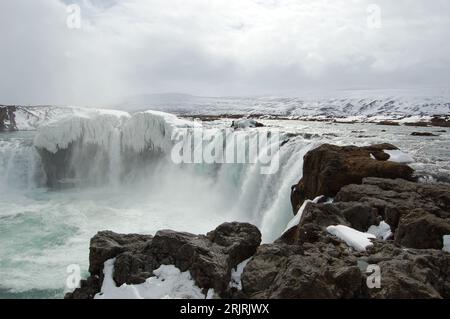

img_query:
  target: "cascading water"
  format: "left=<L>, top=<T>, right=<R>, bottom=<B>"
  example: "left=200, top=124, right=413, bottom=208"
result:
left=2, top=107, right=449, bottom=298
left=0, top=132, right=45, bottom=192
left=0, top=110, right=315, bottom=298
left=32, top=110, right=310, bottom=241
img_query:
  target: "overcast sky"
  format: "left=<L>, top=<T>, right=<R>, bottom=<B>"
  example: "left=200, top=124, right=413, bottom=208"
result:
left=1, top=0, right=449, bottom=106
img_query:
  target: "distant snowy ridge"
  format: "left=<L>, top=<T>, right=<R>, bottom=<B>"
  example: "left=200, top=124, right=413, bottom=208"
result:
left=12, top=106, right=91, bottom=131
left=118, top=90, right=450, bottom=119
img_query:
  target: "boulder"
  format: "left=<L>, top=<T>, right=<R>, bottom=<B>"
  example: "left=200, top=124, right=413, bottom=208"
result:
left=89, top=231, right=152, bottom=276
left=290, top=144, right=415, bottom=213
left=231, top=119, right=264, bottom=129
left=66, top=222, right=261, bottom=299
left=395, top=210, right=450, bottom=249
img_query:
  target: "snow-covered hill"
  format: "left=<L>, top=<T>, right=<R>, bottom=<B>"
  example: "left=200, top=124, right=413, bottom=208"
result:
left=117, top=89, right=450, bottom=119
left=4, top=89, right=450, bottom=131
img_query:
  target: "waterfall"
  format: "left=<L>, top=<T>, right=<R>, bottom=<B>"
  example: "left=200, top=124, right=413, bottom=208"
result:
left=0, top=134, right=45, bottom=192
left=29, top=110, right=313, bottom=240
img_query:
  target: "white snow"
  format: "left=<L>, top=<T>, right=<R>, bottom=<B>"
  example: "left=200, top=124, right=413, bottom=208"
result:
left=327, top=225, right=376, bottom=252
left=283, top=195, right=324, bottom=234
left=33, top=109, right=194, bottom=155
left=127, top=89, right=450, bottom=119
left=94, top=259, right=208, bottom=299
left=384, top=149, right=414, bottom=164
left=443, top=235, right=450, bottom=253
left=121, top=110, right=194, bottom=154
left=229, top=258, right=251, bottom=290
left=367, top=221, right=392, bottom=240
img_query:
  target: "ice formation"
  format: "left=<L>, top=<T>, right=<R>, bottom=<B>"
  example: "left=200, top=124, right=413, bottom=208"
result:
left=327, top=225, right=376, bottom=252
left=444, top=235, right=450, bottom=253
left=34, top=109, right=130, bottom=153
left=121, top=110, right=195, bottom=154
left=384, top=149, right=414, bottom=164
left=367, top=221, right=393, bottom=240
left=33, top=109, right=195, bottom=155
left=94, top=259, right=208, bottom=299
left=229, top=258, right=251, bottom=290
left=282, top=195, right=324, bottom=234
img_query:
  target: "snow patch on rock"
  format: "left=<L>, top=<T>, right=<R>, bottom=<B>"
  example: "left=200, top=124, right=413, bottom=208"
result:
left=384, top=149, right=414, bottom=164
left=443, top=235, right=450, bottom=253
left=229, top=258, right=251, bottom=290
left=283, top=195, right=324, bottom=234
left=327, top=225, right=376, bottom=252
left=367, top=221, right=392, bottom=240
left=94, top=259, right=209, bottom=299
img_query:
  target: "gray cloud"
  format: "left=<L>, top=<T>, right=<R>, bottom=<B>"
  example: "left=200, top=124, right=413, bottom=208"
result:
left=1, top=0, right=449, bottom=107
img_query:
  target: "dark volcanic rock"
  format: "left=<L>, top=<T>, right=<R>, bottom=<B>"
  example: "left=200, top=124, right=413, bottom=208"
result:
left=260, top=175, right=450, bottom=299
left=335, top=178, right=450, bottom=232
left=411, top=132, right=438, bottom=137
left=89, top=231, right=152, bottom=276
left=241, top=237, right=450, bottom=299
left=377, top=121, right=400, bottom=126
left=231, top=119, right=264, bottom=129
left=66, top=222, right=261, bottom=299
left=395, top=210, right=450, bottom=249
left=431, top=116, right=450, bottom=128
left=290, top=144, right=414, bottom=213
left=244, top=177, right=450, bottom=299
left=404, top=122, right=430, bottom=127
left=0, top=107, right=7, bottom=131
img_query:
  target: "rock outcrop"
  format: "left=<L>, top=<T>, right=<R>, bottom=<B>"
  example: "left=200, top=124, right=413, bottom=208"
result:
left=290, top=144, right=415, bottom=213
left=65, top=222, right=261, bottom=299
left=431, top=116, right=450, bottom=128
left=243, top=177, right=450, bottom=299
left=0, top=105, right=17, bottom=131
left=231, top=119, right=264, bottom=129
left=0, top=107, right=7, bottom=131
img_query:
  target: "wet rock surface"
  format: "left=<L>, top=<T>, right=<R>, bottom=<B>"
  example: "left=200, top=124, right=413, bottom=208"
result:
left=290, top=144, right=415, bottom=213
